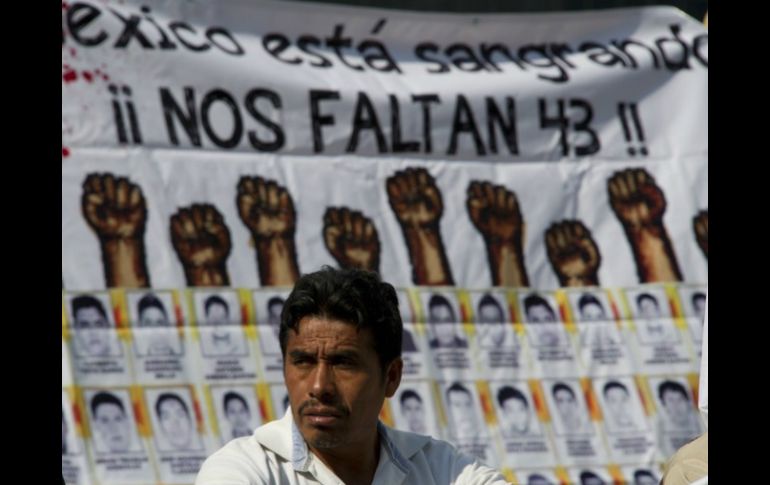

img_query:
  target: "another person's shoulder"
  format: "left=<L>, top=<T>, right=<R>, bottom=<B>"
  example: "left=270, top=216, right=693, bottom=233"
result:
left=661, top=432, right=708, bottom=485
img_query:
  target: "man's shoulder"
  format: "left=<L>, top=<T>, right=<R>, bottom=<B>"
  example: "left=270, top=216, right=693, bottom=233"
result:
left=195, top=436, right=271, bottom=485
left=196, top=418, right=292, bottom=485
left=384, top=425, right=471, bottom=464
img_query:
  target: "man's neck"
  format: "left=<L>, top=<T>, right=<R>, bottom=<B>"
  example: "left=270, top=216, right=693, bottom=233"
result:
left=308, top=433, right=381, bottom=485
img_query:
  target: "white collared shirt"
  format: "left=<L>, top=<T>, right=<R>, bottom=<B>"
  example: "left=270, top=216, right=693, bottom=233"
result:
left=195, top=410, right=509, bottom=485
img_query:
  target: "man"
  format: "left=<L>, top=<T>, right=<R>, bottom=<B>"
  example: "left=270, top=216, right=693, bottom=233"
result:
left=577, top=293, right=618, bottom=349
left=602, top=381, right=636, bottom=430
left=635, top=293, right=669, bottom=343
left=691, top=292, right=707, bottom=321
left=427, top=294, right=467, bottom=349
left=658, top=380, right=701, bottom=436
left=551, top=382, right=587, bottom=434
left=224, top=391, right=254, bottom=439
left=636, top=293, right=661, bottom=320
left=62, top=408, right=68, bottom=455
left=136, top=293, right=178, bottom=356
left=196, top=267, right=506, bottom=484
left=156, top=392, right=196, bottom=451
left=497, top=385, right=531, bottom=437
left=445, top=383, right=481, bottom=440
left=632, top=469, right=659, bottom=485
left=202, top=294, right=239, bottom=356
left=398, top=389, right=427, bottom=434
left=579, top=470, right=606, bottom=485
left=71, top=294, right=114, bottom=357
left=476, top=294, right=509, bottom=348
left=260, top=295, right=285, bottom=355
left=523, top=294, right=562, bottom=347
left=577, top=293, right=606, bottom=321
left=91, top=391, right=132, bottom=453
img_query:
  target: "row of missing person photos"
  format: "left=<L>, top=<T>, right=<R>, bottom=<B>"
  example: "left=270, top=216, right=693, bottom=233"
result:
left=63, top=374, right=700, bottom=484
left=62, top=283, right=706, bottom=388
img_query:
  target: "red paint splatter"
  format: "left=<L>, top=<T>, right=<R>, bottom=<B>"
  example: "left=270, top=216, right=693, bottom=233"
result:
left=62, top=67, right=77, bottom=83
left=62, top=147, right=71, bottom=157
left=83, top=71, right=93, bottom=82
left=62, top=1, right=69, bottom=9
left=102, top=74, right=110, bottom=81
left=69, top=48, right=77, bottom=58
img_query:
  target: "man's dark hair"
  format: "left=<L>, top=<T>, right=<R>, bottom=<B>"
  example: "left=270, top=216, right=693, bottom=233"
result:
left=91, top=391, right=125, bottom=416
left=633, top=469, right=657, bottom=482
left=636, top=292, right=658, bottom=309
left=446, top=382, right=471, bottom=400
left=578, top=293, right=603, bottom=312
left=497, top=385, right=528, bottom=409
left=223, top=391, right=249, bottom=412
left=72, top=295, right=107, bottom=320
left=477, top=293, right=504, bottom=322
left=552, top=382, right=575, bottom=399
left=155, top=393, right=190, bottom=418
left=523, top=294, right=555, bottom=320
left=204, top=294, right=229, bottom=316
left=279, top=266, right=402, bottom=371
left=400, top=389, right=423, bottom=406
left=267, top=296, right=285, bottom=316
left=602, top=380, right=629, bottom=397
left=691, top=292, right=706, bottom=310
left=427, top=293, right=456, bottom=323
left=579, top=470, right=605, bottom=485
left=137, top=293, right=167, bottom=320
left=658, top=380, right=689, bottom=403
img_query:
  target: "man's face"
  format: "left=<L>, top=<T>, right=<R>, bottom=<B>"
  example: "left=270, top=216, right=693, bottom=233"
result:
left=693, top=297, right=706, bottom=321
left=225, top=398, right=252, bottom=437
left=638, top=298, right=660, bottom=319
left=139, top=307, right=175, bottom=354
left=284, top=316, right=401, bottom=452
left=74, top=307, right=111, bottom=356
left=268, top=302, right=283, bottom=338
left=501, top=397, right=530, bottom=434
left=139, top=306, right=168, bottom=327
left=580, top=302, right=606, bottom=321
left=554, top=388, right=581, bottom=428
left=430, top=303, right=458, bottom=346
left=478, top=303, right=506, bottom=346
left=447, top=389, right=478, bottom=437
left=94, top=403, right=131, bottom=452
left=158, top=398, right=193, bottom=449
left=604, top=387, right=632, bottom=427
left=206, top=302, right=230, bottom=340
left=661, top=390, right=691, bottom=427
left=430, top=302, right=455, bottom=324
left=400, top=396, right=426, bottom=433
left=527, top=304, right=556, bottom=323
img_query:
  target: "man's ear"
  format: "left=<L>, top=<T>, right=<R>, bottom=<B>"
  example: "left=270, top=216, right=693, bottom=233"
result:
left=384, top=358, right=403, bottom=398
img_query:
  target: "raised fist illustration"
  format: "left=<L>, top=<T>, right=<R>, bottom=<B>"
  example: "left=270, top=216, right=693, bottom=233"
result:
left=545, top=220, right=601, bottom=287
left=386, top=168, right=443, bottom=228
left=236, top=176, right=296, bottom=240
left=607, top=168, right=667, bottom=227
left=323, top=207, right=380, bottom=272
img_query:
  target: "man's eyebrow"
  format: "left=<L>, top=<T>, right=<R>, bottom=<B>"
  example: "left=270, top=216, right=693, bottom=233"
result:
left=288, top=350, right=315, bottom=359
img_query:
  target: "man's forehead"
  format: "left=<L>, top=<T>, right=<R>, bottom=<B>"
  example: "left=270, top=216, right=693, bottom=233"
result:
left=286, top=316, right=373, bottom=349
